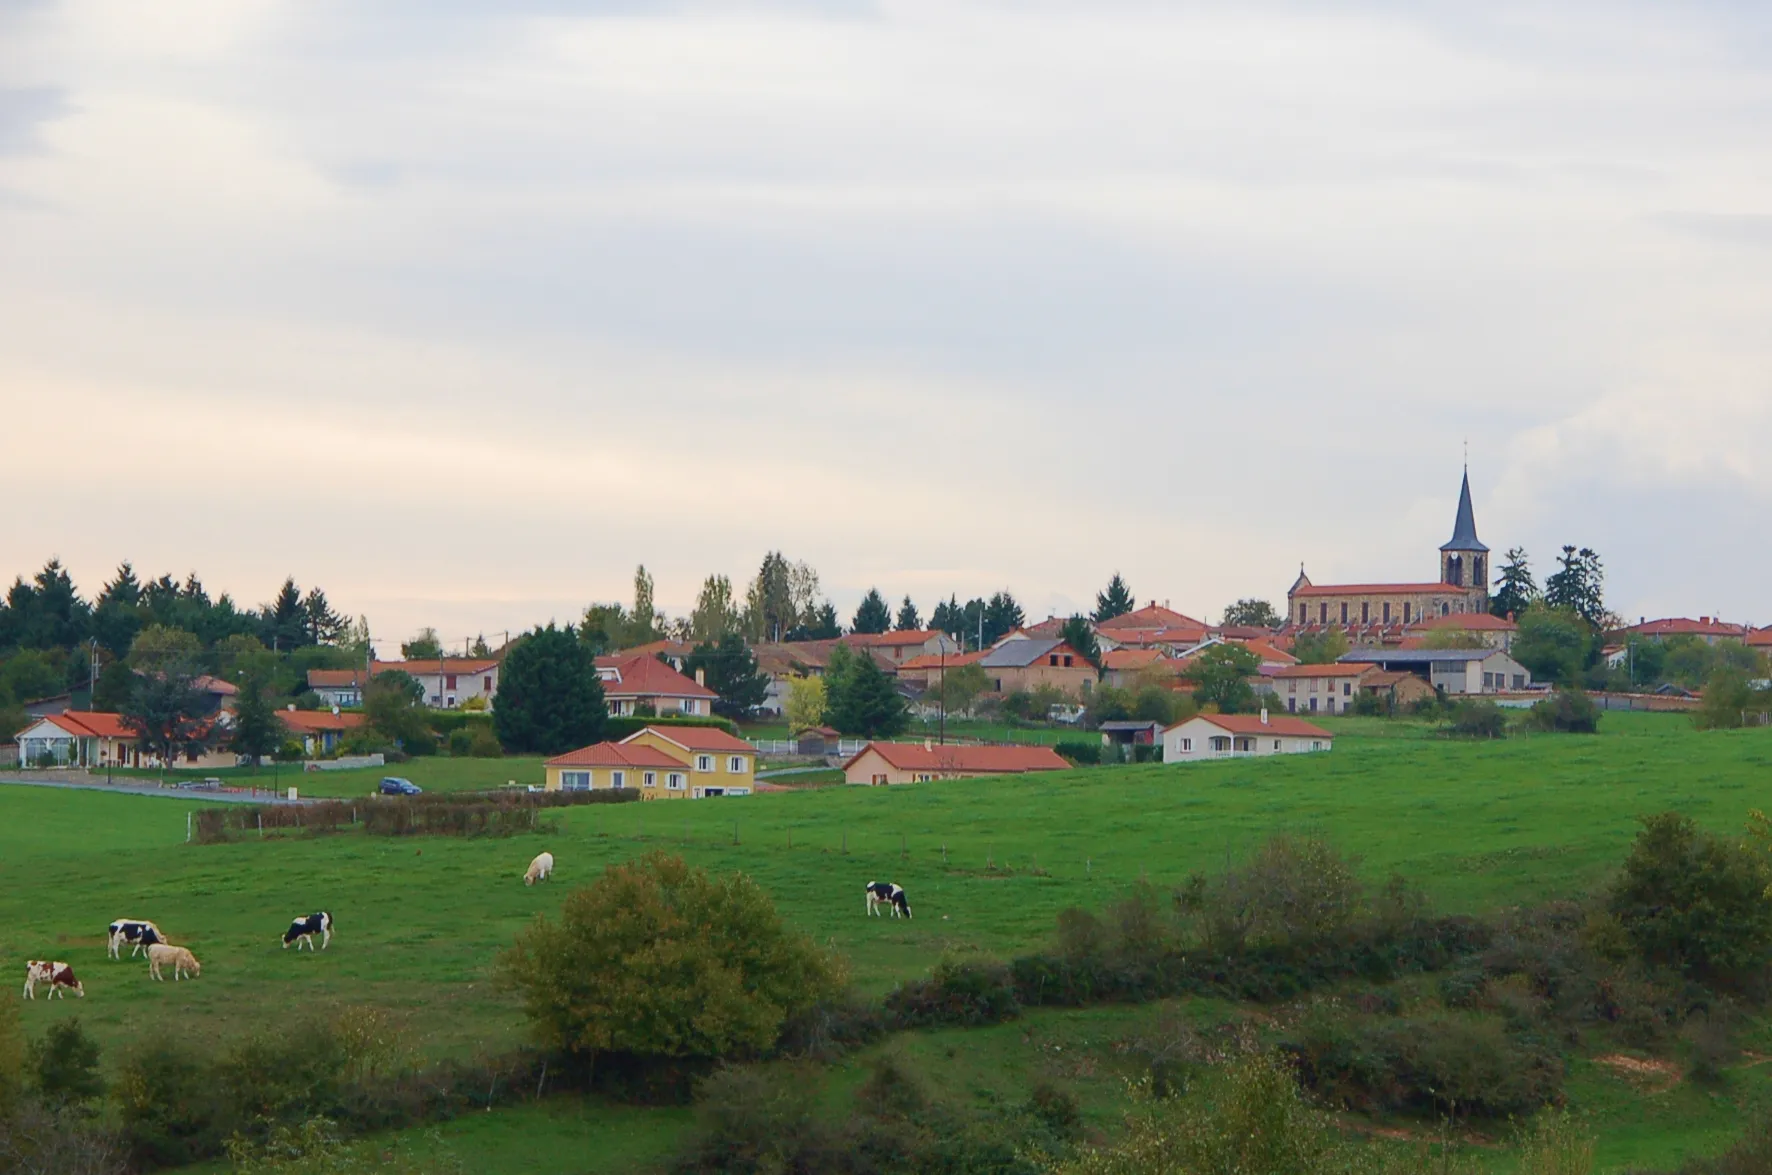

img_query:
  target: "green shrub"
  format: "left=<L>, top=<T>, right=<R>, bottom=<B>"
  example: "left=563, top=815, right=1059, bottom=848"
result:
left=1179, top=834, right=1362, bottom=955
left=1054, top=741, right=1101, bottom=765
left=468, top=724, right=504, bottom=758
left=1530, top=689, right=1600, bottom=733
left=502, top=853, right=846, bottom=1067
left=1609, top=812, right=1772, bottom=987
left=29, top=1017, right=104, bottom=1110
left=1448, top=699, right=1507, bottom=738
left=674, top=1065, right=818, bottom=1174
left=117, top=1038, right=225, bottom=1168
left=884, top=959, right=1022, bottom=1029
left=602, top=715, right=738, bottom=741
left=447, top=729, right=474, bottom=757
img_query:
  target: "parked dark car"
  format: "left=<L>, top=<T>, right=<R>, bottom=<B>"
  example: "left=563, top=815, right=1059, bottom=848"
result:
left=378, top=777, right=422, bottom=796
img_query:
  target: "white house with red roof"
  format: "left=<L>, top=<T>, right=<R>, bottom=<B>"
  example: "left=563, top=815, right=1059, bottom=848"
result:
left=594, top=654, right=719, bottom=717
left=16, top=711, right=144, bottom=769
left=1162, top=711, right=1334, bottom=763
left=370, top=658, right=500, bottom=710
left=1619, top=617, right=1749, bottom=645
left=1268, top=662, right=1376, bottom=715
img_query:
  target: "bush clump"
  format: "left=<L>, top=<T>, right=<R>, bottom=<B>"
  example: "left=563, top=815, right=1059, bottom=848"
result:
left=884, top=959, right=1022, bottom=1029
left=1530, top=688, right=1601, bottom=733
left=1448, top=699, right=1507, bottom=738
left=1609, top=813, right=1772, bottom=989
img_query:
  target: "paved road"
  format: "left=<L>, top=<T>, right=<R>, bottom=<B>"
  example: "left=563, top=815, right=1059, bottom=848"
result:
left=0, top=774, right=303, bottom=804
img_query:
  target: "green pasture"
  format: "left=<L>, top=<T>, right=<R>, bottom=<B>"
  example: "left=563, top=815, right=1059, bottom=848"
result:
left=5, top=712, right=1772, bottom=1171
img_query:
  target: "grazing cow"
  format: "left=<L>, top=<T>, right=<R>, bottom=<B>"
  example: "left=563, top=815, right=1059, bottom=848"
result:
left=282, top=911, right=333, bottom=951
left=107, top=919, right=166, bottom=960
left=147, top=943, right=201, bottom=981
left=524, top=851, right=554, bottom=887
left=865, top=881, right=912, bottom=919
left=23, top=961, right=83, bottom=1000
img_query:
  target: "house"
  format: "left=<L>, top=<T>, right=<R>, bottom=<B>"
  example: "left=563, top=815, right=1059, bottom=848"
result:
left=1750, top=628, right=1772, bottom=657
left=1405, top=612, right=1519, bottom=652
left=372, top=658, right=500, bottom=709
left=307, top=669, right=371, bottom=708
left=1101, top=648, right=1174, bottom=689
left=1268, top=662, right=1377, bottom=715
left=1098, top=603, right=1208, bottom=635
left=1162, top=711, right=1333, bottom=763
left=543, top=741, right=690, bottom=795
left=1619, top=617, right=1749, bottom=646
left=896, top=649, right=987, bottom=688
left=752, top=639, right=896, bottom=715
left=275, top=708, right=367, bottom=756
left=976, top=639, right=1097, bottom=698
left=1358, top=670, right=1438, bottom=709
left=841, top=741, right=1069, bottom=785
left=617, top=640, right=696, bottom=670
left=841, top=629, right=959, bottom=666
left=1338, top=648, right=1532, bottom=694
left=16, top=711, right=145, bottom=769
left=595, top=654, right=719, bottom=717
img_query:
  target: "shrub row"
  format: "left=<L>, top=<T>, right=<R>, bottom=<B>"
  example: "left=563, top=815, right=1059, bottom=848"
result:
left=192, top=788, right=637, bottom=843
left=604, top=715, right=739, bottom=741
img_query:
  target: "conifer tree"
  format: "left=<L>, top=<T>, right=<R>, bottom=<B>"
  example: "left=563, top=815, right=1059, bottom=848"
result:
left=895, top=595, right=922, bottom=631
left=851, top=589, right=892, bottom=635
left=1094, top=573, right=1135, bottom=623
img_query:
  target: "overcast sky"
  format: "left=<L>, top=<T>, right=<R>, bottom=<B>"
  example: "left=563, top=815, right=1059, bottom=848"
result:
left=3, top=0, right=1769, bottom=646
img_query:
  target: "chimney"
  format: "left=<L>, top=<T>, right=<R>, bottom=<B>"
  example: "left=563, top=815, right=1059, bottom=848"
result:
left=695, top=668, right=705, bottom=687
left=1260, top=707, right=1270, bottom=725
left=286, top=703, right=295, bottom=712
left=924, top=737, right=933, bottom=751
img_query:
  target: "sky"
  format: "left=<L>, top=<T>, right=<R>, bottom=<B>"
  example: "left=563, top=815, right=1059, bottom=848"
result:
left=2, top=0, right=1770, bottom=648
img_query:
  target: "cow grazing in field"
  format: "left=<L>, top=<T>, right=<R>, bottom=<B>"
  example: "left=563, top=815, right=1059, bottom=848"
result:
left=524, top=851, right=554, bottom=886
left=282, top=911, right=333, bottom=951
left=865, top=881, right=912, bottom=919
left=23, top=961, right=83, bottom=1000
left=147, top=943, right=201, bottom=981
left=108, top=919, right=166, bottom=960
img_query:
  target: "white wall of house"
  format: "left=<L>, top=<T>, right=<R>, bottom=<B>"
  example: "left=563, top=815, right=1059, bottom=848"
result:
left=1161, top=717, right=1332, bottom=763
left=411, top=667, right=499, bottom=709
left=1428, top=652, right=1531, bottom=694
left=606, top=694, right=711, bottom=717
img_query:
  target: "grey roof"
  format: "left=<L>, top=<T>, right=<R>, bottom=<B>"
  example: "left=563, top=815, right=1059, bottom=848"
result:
left=979, top=638, right=1065, bottom=668
left=1099, top=720, right=1163, bottom=731
left=1338, top=649, right=1505, bottom=665
left=1440, top=469, right=1489, bottom=553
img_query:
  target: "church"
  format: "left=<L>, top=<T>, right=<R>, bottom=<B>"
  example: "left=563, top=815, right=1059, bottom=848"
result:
left=1287, top=470, right=1491, bottom=633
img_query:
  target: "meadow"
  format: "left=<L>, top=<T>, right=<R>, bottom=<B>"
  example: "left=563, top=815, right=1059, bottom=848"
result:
left=7, top=711, right=1772, bottom=1172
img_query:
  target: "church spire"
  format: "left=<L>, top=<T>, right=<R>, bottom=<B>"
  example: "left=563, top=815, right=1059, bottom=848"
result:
left=1439, top=467, right=1487, bottom=554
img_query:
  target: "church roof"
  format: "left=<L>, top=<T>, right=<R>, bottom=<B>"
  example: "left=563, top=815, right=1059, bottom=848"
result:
left=1440, top=469, right=1488, bottom=554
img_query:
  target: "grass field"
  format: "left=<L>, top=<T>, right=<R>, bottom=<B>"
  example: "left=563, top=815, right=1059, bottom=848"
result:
left=8, top=712, right=1772, bottom=1172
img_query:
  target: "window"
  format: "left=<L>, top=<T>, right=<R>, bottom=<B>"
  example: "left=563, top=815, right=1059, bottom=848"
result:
left=667, top=773, right=686, bottom=790
left=1342, top=682, right=1351, bottom=696
left=1209, top=736, right=1231, bottom=752
left=1180, top=738, right=1192, bottom=751
left=560, top=771, right=590, bottom=791
left=446, top=675, right=458, bottom=690
left=1287, top=680, right=1297, bottom=693
left=696, top=755, right=713, bottom=772
left=1513, top=674, right=1525, bottom=689
left=1049, top=654, right=1058, bottom=666
left=1319, top=603, right=1328, bottom=623
left=1309, top=697, right=1318, bottom=712
left=1362, top=602, right=1370, bottom=623
left=1340, top=602, right=1348, bottom=623
left=1273, top=740, right=1281, bottom=750
left=1063, top=655, right=1073, bottom=667
left=1382, top=602, right=1392, bottom=624
left=1286, top=698, right=1296, bottom=712
left=1311, top=741, right=1323, bottom=751
left=871, top=773, right=888, bottom=785
left=728, top=788, right=750, bottom=797
left=1404, top=602, right=1412, bottom=623
left=445, top=695, right=456, bottom=708
left=728, top=756, right=745, bottom=773
left=1299, top=604, right=1307, bottom=623
left=611, top=771, right=625, bottom=789
left=1309, top=678, right=1319, bottom=692
left=644, top=772, right=657, bottom=787
left=915, top=773, right=933, bottom=782
left=679, top=700, right=697, bottom=714
left=483, top=676, right=492, bottom=691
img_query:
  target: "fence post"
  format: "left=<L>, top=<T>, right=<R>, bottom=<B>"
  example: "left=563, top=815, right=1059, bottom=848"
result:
left=257, top=812, right=263, bottom=838
left=841, top=831, right=847, bottom=855
left=186, top=812, right=192, bottom=844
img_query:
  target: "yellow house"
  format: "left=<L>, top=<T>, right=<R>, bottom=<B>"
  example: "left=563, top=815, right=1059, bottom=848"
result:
left=543, top=724, right=757, bottom=800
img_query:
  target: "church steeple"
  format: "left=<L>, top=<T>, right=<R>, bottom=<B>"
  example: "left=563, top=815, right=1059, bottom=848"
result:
left=1439, top=467, right=1488, bottom=591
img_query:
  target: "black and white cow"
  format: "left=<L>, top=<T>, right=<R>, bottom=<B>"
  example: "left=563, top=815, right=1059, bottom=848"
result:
left=107, top=919, right=166, bottom=960
left=282, top=911, right=333, bottom=951
left=865, top=881, right=912, bottom=919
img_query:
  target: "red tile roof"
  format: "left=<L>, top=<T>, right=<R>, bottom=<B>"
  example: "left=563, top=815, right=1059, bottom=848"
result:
left=373, top=659, right=500, bottom=677
left=191, top=675, right=239, bottom=695
left=898, top=650, right=988, bottom=671
left=1102, top=649, right=1167, bottom=670
left=843, top=742, right=1070, bottom=774
left=276, top=710, right=367, bottom=733
left=546, top=741, right=686, bottom=769
left=1410, top=613, right=1518, bottom=632
left=1175, top=713, right=1333, bottom=738
left=1239, top=639, right=1299, bottom=665
left=843, top=630, right=945, bottom=648
left=1020, top=617, right=1070, bottom=639
left=48, top=710, right=136, bottom=740
left=1750, top=628, right=1772, bottom=648
left=1622, top=617, right=1749, bottom=639
left=622, top=725, right=753, bottom=753
left=1099, top=605, right=1206, bottom=632
left=618, top=639, right=696, bottom=659
left=1098, top=626, right=1208, bottom=647
left=595, top=655, right=717, bottom=699
left=1291, top=583, right=1470, bottom=598
left=1270, top=662, right=1377, bottom=679
left=308, top=669, right=370, bottom=689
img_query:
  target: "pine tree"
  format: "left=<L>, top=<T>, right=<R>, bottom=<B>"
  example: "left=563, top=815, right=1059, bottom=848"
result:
left=851, top=589, right=892, bottom=635
left=302, top=588, right=347, bottom=646
left=1094, top=573, right=1135, bottom=623
left=493, top=623, right=607, bottom=755
left=895, top=596, right=922, bottom=631
left=802, top=602, right=842, bottom=641
left=99, top=562, right=142, bottom=608
left=265, top=577, right=307, bottom=651
left=983, top=592, right=1025, bottom=646
left=229, top=674, right=284, bottom=771
left=1491, top=547, right=1538, bottom=620
left=824, top=644, right=908, bottom=737
left=929, top=596, right=961, bottom=638
left=1543, top=546, right=1605, bottom=629
left=1059, top=616, right=1101, bottom=668
left=685, top=633, right=770, bottom=718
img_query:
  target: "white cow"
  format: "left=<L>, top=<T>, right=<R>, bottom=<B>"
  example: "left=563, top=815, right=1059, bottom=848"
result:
left=524, top=851, right=554, bottom=886
left=108, top=918, right=167, bottom=960
left=147, top=944, right=201, bottom=981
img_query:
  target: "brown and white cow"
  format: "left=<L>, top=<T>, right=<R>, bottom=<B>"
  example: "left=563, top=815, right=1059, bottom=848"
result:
left=23, top=960, right=84, bottom=999
left=147, top=943, right=201, bottom=981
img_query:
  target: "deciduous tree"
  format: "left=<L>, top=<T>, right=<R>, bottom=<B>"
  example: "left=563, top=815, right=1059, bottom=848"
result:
left=931, top=661, right=990, bottom=718
left=400, top=628, right=443, bottom=660
left=1543, top=546, right=1605, bottom=629
left=1289, top=629, right=1349, bottom=665
left=684, top=634, right=770, bottom=719
left=689, top=575, right=741, bottom=643
left=1513, top=606, right=1593, bottom=686
left=122, top=659, right=215, bottom=777
left=783, top=675, right=827, bottom=731
left=1610, top=812, right=1772, bottom=986
left=493, top=623, right=607, bottom=755
left=127, top=624, right=202, bottom=672
left=229, top=674, right=283, bottom=772
left=364, top=670, right=430, bottom=750
left=1187, top=644, right=1260, bottom=714
left=1221, top=599, right=1281, bottom=628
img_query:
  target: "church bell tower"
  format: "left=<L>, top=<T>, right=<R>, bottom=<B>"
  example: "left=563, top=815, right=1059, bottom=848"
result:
left=1439, top=468, right=1488, bottom=601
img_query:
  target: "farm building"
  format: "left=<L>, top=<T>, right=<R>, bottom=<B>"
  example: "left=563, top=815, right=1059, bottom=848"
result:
left=1267, top=662, right=1377, bottom=716
left=1162, top=712, right=1333, bottom=763
left=1337, top=648, right=1532, bottom=694
left=975, top=639, right=1097, bottom=698
left=842, top=741, right=1069, bottom=785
